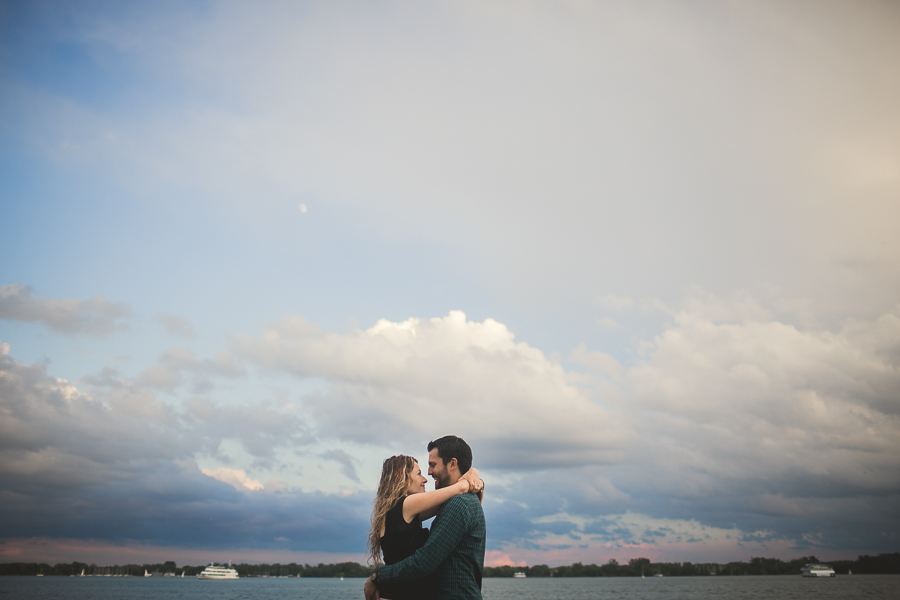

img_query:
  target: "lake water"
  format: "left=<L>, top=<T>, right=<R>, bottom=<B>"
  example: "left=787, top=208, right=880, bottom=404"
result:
left=2, top=575, right=899, bottom=600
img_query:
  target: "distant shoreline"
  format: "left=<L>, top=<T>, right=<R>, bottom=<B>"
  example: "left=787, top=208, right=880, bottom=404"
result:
left=2, top=552, right=898, bottom=577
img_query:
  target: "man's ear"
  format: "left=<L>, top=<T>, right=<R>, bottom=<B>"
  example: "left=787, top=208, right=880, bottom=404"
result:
left=448, top=457, right=458, bottom=472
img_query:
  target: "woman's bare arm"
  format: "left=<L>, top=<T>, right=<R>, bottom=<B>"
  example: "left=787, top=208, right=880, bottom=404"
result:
left=402, top=468, right=483, bottom=522
left=402, top=480, right=468, bottom=522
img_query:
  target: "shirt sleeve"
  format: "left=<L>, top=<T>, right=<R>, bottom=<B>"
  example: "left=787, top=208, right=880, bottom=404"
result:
left=378, top=495, right=471, bottom=584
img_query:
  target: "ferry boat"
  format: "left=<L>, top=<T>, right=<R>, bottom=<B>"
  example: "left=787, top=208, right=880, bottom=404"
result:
left=513, top=572, right=526, bottom=578
left=197, top=563, right=239, bottom=580
left=801, top=563, right=836, bottom=577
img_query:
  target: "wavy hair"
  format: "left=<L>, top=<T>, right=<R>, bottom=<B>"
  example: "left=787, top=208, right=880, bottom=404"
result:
left=368, top=455, right=417, bottom=566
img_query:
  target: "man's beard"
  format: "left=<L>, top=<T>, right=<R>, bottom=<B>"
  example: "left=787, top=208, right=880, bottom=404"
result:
left=434, top=471, right=451, bottom=489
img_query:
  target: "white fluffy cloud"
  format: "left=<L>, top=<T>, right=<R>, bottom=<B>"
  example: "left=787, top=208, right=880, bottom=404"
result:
left=230, top=299, right=900, bottom=556
left=230, top=303, right=900, bottom=492
left=625, top=299, right=900, bottom=493
left=231, top=310, right=630, bottom=469
left=3, top=292, right=899, bottom=558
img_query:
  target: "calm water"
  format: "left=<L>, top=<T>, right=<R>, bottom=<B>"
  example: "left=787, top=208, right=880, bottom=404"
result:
left=2, top=575, right=899, bottom=600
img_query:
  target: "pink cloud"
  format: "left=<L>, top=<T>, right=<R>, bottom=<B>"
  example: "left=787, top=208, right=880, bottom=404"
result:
left=484, top=550, right=527, bottom=567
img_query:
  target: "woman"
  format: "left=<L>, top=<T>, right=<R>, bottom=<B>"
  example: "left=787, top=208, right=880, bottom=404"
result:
left=367, top=455, right=483, bottom=600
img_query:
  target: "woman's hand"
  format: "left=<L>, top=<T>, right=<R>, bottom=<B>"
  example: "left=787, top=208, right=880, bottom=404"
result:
left=364, top=573, right=380, bottom=600
left=460, top=468, right=483, bottom=494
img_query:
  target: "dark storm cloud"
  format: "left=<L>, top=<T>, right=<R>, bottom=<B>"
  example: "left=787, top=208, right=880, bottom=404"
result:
left=0, top=345, right=367, bottom=552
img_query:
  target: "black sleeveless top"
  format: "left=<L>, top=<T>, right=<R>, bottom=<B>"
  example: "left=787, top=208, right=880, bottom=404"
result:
left=379, top=497, right=436, bottom=600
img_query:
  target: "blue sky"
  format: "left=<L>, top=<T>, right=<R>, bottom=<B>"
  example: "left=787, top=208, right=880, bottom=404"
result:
left=1, top=0, right=899, bottom=567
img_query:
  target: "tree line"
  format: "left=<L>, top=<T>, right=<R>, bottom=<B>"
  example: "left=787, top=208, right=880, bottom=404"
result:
left=483, top=553, right=900, bottom=577
left=3, top=552, right=898, bottom=577
left=0, top=561, right=370, bottom=578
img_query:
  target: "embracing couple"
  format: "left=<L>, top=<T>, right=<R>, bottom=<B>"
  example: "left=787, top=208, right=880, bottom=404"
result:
left=364, top=435, right=486, bottom=600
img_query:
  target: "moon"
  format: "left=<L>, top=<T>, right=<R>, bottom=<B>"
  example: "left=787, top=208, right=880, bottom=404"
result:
left=298, top=204, right=307, bottom=213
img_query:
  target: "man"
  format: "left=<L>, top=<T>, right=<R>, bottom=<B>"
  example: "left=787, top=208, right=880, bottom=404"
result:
left=365, top=435, right=486, bottom=600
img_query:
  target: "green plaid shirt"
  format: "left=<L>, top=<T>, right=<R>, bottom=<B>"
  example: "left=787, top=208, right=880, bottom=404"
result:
left=378, top=493, right=485, bottom=600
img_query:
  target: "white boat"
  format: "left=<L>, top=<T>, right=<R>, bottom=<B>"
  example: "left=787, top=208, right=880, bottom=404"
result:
left=197, top=563, right=239, bottom=580
left=801, top=563, right=835, bottom=577
left=513, top=572, right=526, bottom=578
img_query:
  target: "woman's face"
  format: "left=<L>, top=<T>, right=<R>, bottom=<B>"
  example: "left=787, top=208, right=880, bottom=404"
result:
left=406, top=462, right=427, bottom=495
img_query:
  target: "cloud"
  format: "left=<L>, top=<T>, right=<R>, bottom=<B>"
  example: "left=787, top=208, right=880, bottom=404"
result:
left=319, top=450, right=360, bottom=484
left=231, top=311, right=631, bottom=469
left=597, top=295, right=634, bottom=312
left=0, top=343, right=362, bottom=552
left=156, top=313, right=196, bottom=338
left=0, top=536, right=364, bottom=567
left=3, top=0, right=897, bottom=564
left=4, top=294, right=900, bottom=561
left=182, top=395, right=312, bottom=463
left=572, top=295, right=900, bottom=556
left=226, top=301, right=900, bottom=557
left=0, top=284, right=130, bottom=336
left=202, top=467, right=263, bottom=491
left=595, top=317, right=622, bottom=330
left=570, top=344, right=624, bottom=380
left=626, top=297, right=900, bottom=489
left=136, top=347, right=245, bottom=392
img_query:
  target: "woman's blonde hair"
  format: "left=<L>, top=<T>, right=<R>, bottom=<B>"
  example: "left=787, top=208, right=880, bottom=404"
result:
left=368, top=454, right=418, bottom=566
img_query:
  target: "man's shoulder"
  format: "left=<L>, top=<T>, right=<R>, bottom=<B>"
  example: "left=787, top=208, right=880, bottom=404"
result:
left=441, top=493, right=484, bottom=520
left=445, top=493, right=481, bottom=508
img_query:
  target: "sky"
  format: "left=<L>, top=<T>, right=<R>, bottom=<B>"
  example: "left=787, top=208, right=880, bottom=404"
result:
left=1, top=0, right=899, bottom=568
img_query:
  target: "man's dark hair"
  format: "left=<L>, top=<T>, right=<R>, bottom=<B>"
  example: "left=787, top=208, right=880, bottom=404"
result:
left=427, top=435, right=472, bottom=474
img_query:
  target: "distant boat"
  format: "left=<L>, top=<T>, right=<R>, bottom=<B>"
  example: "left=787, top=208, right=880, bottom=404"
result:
left=801, top=564, right=836, bottom=578
left=197, top=563, right=239, bottom=580
left=144, top=570, right=151, bottom=578
left=513, top=572, right=526, bottom=578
